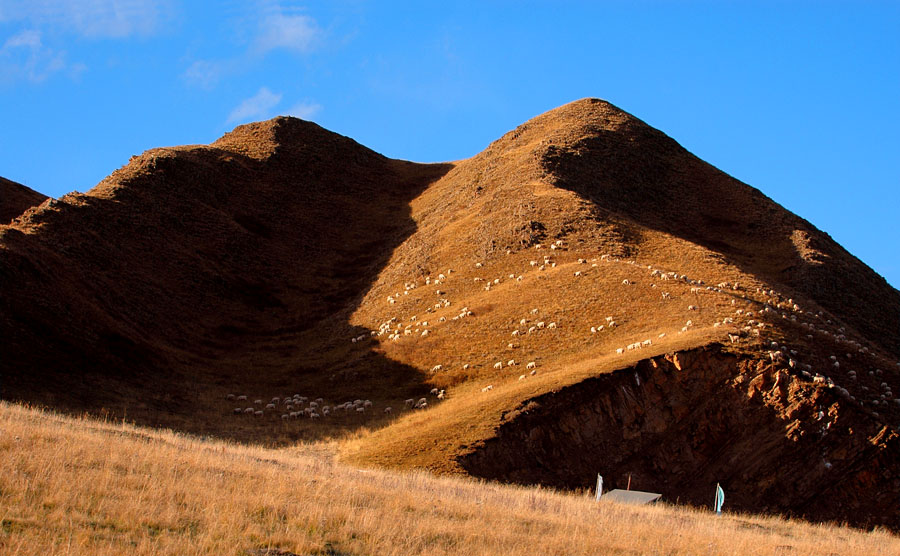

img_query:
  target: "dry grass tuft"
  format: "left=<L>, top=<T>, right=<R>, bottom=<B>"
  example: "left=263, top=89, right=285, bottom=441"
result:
left=2, top=402, right=897, bottom=555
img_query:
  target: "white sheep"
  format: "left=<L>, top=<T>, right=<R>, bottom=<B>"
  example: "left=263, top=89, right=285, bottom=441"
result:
left=481, top=385, right=494, bottom=392
left=494, top=361, right=503, bottom=369
left=547, top=322, right=557, bottom=329
left=431, top=364, right=443, bottom=372
left=526, top=362, right=536, bottom=369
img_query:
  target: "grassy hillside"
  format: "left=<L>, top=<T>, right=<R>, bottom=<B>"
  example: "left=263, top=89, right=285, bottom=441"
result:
left=3, top=402, right=898, bottom=555
left=2, top=99, right=898, bottom=528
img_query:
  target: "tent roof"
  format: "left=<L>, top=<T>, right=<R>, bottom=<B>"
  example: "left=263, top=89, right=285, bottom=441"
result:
left=603, top=489, right=662, bottom=505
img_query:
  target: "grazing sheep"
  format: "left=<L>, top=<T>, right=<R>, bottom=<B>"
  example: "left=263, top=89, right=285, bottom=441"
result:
left=507, top=359, right=516, bottom=366
left=547, top=322, right=557, bottom=329
left=431, top=364, right=443, bottom=372
left=281, top=414, right=290, bottom=420
left=254, top=399, right=263, bottom=405
left=430, top=388, right=440, bottom=395
left=233, top=408, right=242, bottom=414
left=462, top=364, right=470, bottom=370
left=536, top=321, right=546, bottom=329
left=405, top=398, right=415, bottom=407
left=616, top=348, right=624, bottom=354
left=481, top=385, right=494, bottom=392
left=385, top=407, right=392, bottom=413
left=265, top=403, right=276, bottom=410
left=237, top=395, right=248, bottom=401
left=226, top=394, right=236, bottom=401
left=437, top=390, right=445, bottom=399
left=622, top=279, right=631, bottom=285
left=254, top=410, right=263, bottom=417
left=526, top=362, right=537, bottom=369
left=494, top=362, right=503, bottom=370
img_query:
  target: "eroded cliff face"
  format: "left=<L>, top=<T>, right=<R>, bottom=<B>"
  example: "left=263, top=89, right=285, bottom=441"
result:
left=458, top=345, right=900, bottom=528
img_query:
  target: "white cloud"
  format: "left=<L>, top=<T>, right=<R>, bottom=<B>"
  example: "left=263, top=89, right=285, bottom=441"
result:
left=286, top=100, right=321, bottom=120
left=183, top=59, right=227, bottom=90
left=4, top=29, right=41, bottom=48
left=254, top=11, right=320, bottom=54
left=182, top=2, right=323, bottom=91
left=226, top=87, right=283, bottom=124
left=0, top=0, right=174, bottom=38
left=0, top=29, right=71, bottom=83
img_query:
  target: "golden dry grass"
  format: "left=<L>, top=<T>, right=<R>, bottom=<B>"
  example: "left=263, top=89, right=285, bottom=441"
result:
left=3, top=402, right=897, bottom=555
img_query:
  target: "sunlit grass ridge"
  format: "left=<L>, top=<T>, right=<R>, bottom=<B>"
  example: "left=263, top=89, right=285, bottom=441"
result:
left=2, top=402, right=897, bottom=555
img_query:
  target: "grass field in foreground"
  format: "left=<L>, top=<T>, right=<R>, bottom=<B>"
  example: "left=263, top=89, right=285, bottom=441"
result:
left=2, top=402, right=897, bottom=556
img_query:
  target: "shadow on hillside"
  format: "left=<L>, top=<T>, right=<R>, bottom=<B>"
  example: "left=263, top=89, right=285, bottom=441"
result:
left=458, top=344, right=900, bottom=530
left=542, top=130, right=900, bottom=356
left=1, top=127, right=456, bottom=442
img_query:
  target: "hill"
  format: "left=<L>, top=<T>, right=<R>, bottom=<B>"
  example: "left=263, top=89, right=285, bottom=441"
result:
left=2, top=99, right=898, bottom=529
left=0, top=176, right=48, bottom=223
left=4, top=402, right=898, bottom=555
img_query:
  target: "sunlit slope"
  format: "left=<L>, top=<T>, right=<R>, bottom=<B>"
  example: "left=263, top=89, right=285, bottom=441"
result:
left=6, top=403, right=898, bottom=555
left=345, top=99, right=900, bottom=527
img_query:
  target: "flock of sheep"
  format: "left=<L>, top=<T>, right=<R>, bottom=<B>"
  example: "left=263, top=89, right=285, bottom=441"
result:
left=228, top=237, right=898, bottom=431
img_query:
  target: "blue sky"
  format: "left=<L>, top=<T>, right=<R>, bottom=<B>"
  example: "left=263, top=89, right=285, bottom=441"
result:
left=1, top=1, right=898, bottom=287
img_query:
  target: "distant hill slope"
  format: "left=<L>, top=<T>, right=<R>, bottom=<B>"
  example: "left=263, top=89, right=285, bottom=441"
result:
left=0, top=176, right=48, bottom=223
left=2, top=100, right=898, bottom=528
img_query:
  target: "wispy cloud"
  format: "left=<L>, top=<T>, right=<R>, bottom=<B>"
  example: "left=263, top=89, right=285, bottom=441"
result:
left=0, top=0, right=175, bottom=39
left=254, top=10, right=320, bottom=54
left=286, top=100, right=321, bottom=120
left=0, top=29, right=70, bottom=83
left=183, top=1, right=322, bottom=90
left=183, top=59, right=229, bottom=90
left=227, top=87, right=283, bottom=124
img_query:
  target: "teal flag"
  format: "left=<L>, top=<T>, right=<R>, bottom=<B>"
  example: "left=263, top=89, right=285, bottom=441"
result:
left=715, top=483, right=725, bottom=514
